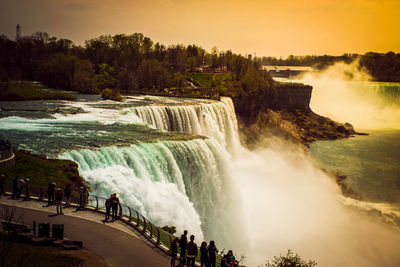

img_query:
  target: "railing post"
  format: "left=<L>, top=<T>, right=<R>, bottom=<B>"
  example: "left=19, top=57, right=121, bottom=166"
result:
left=118, top=203, right=122, bottom=218
left=136, top=211, right=140, bottom=227
left=156, top=228, right=160, bottom=245
left=128, top=207, right=132, bottom=222
left=142, top=217, right=147, bottom=233
left=95, top=196, right=99, bottom=211
left=149, top=223, right=153, bottom=238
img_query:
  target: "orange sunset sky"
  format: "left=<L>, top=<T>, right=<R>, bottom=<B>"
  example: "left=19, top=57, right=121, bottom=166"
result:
left=1, top=0, right=399, bottom=57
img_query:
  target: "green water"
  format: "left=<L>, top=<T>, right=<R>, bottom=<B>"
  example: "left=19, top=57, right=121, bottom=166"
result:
left=310, top=130, right=400, bottom=204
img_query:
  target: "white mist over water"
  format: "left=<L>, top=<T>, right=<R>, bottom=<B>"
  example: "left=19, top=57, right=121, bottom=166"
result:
left=299, top=61, right=400, bottom=129
left=232, top=138, right=400, bottom=266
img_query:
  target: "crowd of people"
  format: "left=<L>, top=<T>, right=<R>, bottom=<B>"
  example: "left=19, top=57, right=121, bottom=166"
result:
left=170, top=230, right=239, bottom=267
left=44, top=182, right=89, bottom=215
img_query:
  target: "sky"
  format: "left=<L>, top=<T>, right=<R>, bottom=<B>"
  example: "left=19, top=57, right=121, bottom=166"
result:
left=0, top=0, right=399, bottom=57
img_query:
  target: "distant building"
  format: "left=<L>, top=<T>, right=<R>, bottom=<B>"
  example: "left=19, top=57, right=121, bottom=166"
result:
left=16, top=24, right=21, bottom=40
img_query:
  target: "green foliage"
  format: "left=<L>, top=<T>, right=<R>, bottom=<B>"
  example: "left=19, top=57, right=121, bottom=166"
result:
left=0, top=81, right=76, bottom=101
left=101, top=88, right=123, bottom=101
left=187, top=73, right=213, bottom=88
left=172, top=72, right=186, bottom=88
left=161, top=225, right=176, bottom=235
left=136, top=59, right=171, bottom=89
left=264, top=250, right=317, bottom=267
left=95, top=63, right=117, bottom=90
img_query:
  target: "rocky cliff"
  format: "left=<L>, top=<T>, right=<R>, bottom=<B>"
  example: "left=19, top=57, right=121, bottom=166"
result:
left=234, top=81, right=360, bottom=148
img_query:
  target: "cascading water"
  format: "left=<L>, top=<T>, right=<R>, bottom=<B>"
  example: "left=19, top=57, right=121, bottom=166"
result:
left=59, top=139, right=241, bottom=245
left=54, top=96, right=245, bottom=248
left=131, top=97, right=241, bottom=155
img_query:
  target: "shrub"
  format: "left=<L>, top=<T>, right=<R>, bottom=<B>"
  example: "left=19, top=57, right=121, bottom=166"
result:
left=161, top=225, right=176, bottom=235
left=264, top=249, right=317, bottom=267
left=101, top=88, right=123, bottom=101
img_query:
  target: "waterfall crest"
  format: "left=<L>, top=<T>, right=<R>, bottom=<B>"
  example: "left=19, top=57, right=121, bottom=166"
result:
left=132, top=97, right=241, bottom=155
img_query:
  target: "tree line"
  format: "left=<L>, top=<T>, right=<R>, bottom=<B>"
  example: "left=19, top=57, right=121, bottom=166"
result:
left=256, top=52, right=400, bottom=82
left=0, top=31, right=275, bottom=106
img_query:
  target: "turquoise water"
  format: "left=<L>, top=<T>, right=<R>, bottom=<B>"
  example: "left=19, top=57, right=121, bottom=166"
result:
left=310, top=130, right=400, bottom=204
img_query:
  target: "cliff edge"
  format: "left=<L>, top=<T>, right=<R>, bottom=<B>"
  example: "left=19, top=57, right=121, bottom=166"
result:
left=233, top=81, right=359, bottom=148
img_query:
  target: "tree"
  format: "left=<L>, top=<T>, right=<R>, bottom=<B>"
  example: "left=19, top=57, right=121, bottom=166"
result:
left=94, top=63, right=117, bottom=90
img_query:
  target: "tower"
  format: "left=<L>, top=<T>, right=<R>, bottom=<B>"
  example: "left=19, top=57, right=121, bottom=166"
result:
left=16, top=24, right=21, bottom=40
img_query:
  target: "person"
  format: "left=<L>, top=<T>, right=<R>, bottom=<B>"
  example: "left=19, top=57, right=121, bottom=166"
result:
left=221, top=254, right=229, bottom=267
left=110, top=193, right=119, bottom=221
left=55, top=188, right=64, bottom=215
left=16, top=177, right=25, bottom=199
left=64, top=184, right=72, bottom=207
left=226, top=250, right=237, bottom=266
left=186, top=235, right=197, bottom=267
left=105, top=194, right=112, bottom=221
left=170, top=237, right=179, bottom=267
left=24, top=177, right=30, bottom=200
left=47, top=182, right=56, bottom=206
left=12, top=177, right=18, bottom=199
left=207, top=240, right=218, bottom=267
left=178, top=230, right=188, bottom=265
left=0, top=174, right=5, bottom=197
left=200, top=241, right=208, bottom=267
left=76, top=186, right=87, bottom=211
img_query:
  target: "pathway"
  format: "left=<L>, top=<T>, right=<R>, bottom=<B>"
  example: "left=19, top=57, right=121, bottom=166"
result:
left=0, top=197, right=170, bottom=267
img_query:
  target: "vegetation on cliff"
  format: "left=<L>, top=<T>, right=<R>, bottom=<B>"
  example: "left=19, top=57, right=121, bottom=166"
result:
left=0, top=81, right=76, bottom=101
left=0, top=150, right=85, bottom=188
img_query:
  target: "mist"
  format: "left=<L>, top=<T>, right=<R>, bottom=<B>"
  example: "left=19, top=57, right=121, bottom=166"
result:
left=232, top=137, right=400, bottom=266
left=299, top=61, right=400, bottom=129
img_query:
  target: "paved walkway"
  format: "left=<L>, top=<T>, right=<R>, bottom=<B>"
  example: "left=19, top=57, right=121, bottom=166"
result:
left=0, top=197, right=170, bottom=267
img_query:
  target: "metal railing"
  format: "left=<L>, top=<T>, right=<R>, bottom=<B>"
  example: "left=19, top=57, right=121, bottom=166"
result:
left=2, top=181, right=222, bottom=266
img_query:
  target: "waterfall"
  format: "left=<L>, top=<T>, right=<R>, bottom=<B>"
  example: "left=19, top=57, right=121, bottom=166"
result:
left=131, top=97, right=241, bottom=155
left=60, top=138, right=242, bottom=246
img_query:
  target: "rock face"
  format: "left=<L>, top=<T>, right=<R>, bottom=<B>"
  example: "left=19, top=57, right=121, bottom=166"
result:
left=272, top=82, right=313, bottom=112
left=235, top=81, right=360, bottom=148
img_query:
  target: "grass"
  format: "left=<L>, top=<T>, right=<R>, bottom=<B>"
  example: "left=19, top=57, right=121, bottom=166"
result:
left=187, top=73, right=213, bottom=88
left=0, top=240, right=83, bottom=267
left=187, top=72, right=232, bottom=96
left=0, top=81, right=76, bottom=101
left=0, top=150, right=84, bottom=189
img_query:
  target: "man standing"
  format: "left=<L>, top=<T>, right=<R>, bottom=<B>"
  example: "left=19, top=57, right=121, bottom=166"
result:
left=12, top=176, right=18, bottom=199
left=0, top=174, right=5, bottom=197
left=179, top=230, right=188, bottom=265
left=47, top=182, right=56, bottom=206
left=110, top=193, right=119, bottom=221
left=55, top=188, right=64, bottom=215
left=186, top=235, right=198, bottom=267
left=24, top=177, right=30, bottom=200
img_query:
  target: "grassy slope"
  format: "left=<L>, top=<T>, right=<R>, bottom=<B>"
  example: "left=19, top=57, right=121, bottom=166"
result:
left=0, top=81, right=76, bottom=101
left=0, top=151, right=84, bottom=188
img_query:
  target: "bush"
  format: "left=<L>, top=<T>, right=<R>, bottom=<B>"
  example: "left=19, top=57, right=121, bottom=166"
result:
left=161, top=225, right=176, bottom=235
left=264, top=250, right=317, bottom=267
left=101, top=88, right=123, bottom=101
